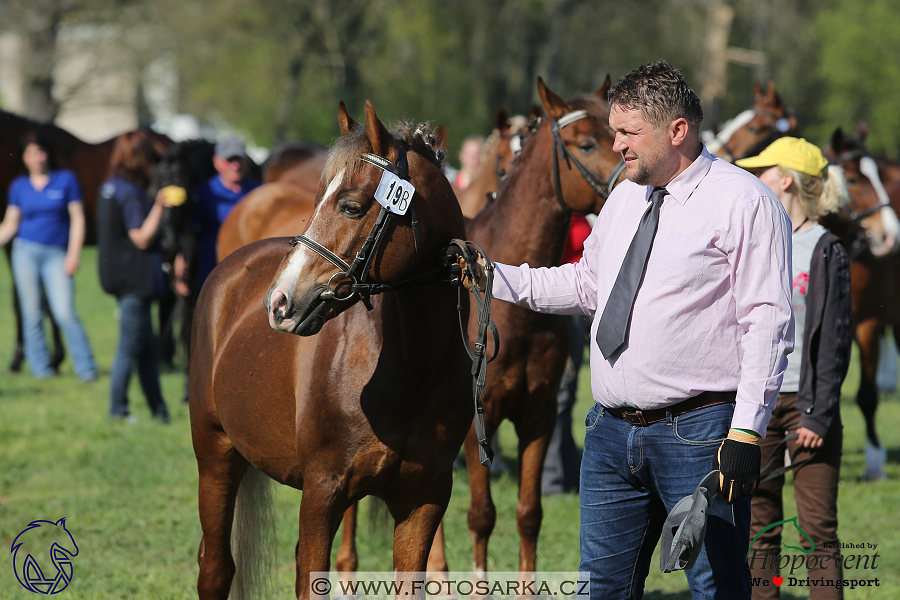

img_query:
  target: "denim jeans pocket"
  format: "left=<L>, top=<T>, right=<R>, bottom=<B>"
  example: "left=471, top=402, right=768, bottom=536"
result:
left=585, top=402, right=603, bottom=431
left=672, top=403, right=732, bottom=445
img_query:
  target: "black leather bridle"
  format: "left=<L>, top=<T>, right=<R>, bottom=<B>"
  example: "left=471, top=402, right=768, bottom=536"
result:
left=550, top=109, right=626, bottom=213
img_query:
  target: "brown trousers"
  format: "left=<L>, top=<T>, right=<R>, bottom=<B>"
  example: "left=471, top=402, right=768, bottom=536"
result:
left=749, top=393, right=843, bottom=600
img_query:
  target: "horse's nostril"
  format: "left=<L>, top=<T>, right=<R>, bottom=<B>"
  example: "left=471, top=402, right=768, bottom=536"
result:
left=271, top=290, right=288, bottom=319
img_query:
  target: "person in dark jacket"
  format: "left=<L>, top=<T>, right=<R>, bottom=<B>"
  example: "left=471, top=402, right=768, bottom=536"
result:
left=737, top=137, right=853, bottom=600
left=97, top=130, right=173, bottom=423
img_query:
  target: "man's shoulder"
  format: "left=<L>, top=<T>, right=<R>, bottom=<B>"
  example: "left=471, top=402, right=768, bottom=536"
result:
left=702, top=156, right=779, bottom=206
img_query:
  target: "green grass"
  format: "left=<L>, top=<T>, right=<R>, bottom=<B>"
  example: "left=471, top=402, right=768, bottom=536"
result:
left=1, top=247, right=898, bottom=598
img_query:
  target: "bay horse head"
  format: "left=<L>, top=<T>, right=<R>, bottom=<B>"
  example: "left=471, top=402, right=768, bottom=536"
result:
left=823, top=125, right=900, bottom=258
left=705, top=82, right=798, bottom=162
left=536, top=74, right=624, bottom=215
left=265, top=100, right=463, bottom=336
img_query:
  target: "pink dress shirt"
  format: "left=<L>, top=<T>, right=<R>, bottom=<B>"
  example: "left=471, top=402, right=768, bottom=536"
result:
left=491, top=146, right=794, bottom=435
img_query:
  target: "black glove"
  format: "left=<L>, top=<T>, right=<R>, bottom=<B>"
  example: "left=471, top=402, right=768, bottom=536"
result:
left=712, top=429, right=761, bottom=503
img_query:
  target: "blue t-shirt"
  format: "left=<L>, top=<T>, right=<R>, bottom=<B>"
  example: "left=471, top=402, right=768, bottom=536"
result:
left=8, top=170, right=83, bottom=247
left=192, top=175, right=260, bottom=288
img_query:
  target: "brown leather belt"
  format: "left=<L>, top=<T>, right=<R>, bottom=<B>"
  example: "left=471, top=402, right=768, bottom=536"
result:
left=604, top=390, right=737, bottom=426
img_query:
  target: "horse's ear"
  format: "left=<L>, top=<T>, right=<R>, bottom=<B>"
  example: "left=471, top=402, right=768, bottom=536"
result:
left=857, top=121, right=869, bottom=142
left=767, top=81, right=777, bottom=102
left=55, top=517, right=67, bottom=527
left=537, top=76, right=567, bottom=120
left=434, top=125, right=448, bottom=152
left=830, top=127, right=846, bottom=153
left=753, top=82, right=764, bottom=103
left=494, top=108, right=510, bottom=133
left=594, top=73, right=612, bottom=101
left=338, top=101, right=357, bottom=137
left=364, top=100, right=394, bottom=158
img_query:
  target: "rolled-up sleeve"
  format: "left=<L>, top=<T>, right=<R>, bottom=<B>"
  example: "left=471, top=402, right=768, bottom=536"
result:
left=729, top=196, right=795, bottom=435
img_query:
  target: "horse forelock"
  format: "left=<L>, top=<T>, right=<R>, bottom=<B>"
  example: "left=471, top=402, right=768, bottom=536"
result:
left=320, top=122, right=444, bottom=193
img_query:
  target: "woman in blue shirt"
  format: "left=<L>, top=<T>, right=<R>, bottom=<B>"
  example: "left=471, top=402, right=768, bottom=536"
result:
left=97, top=130, right=171, bottom=423
left=0, top=132, right=97, bottom=381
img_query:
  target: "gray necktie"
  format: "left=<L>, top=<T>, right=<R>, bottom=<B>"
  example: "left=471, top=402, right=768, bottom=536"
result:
left=595, top=186, right=667, bottom=359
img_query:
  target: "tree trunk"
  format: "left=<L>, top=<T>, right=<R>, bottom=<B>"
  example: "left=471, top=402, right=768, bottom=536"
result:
left=20, top=0, right=62, bottom=122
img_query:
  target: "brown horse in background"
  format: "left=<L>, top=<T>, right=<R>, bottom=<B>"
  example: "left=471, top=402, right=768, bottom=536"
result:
left=261, top=141, right=326, bottom=190
left=822, top=126, right=900, bottom=480
left=454, top=109, right=531, bottom=218
left=190, top=100, right=474, bottom=599
left=0, top=110, right=171, bottom=372
left=702, top=82, right=799, bottom=162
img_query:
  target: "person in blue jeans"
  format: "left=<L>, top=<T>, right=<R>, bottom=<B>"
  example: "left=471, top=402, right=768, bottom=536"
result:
left=0, top=132, right=97, bottom=381
left=97, top=130, right=172, bottom=423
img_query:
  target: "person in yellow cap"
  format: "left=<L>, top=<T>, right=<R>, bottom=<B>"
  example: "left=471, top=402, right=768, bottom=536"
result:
left=736, top=137, right=852, bottom=600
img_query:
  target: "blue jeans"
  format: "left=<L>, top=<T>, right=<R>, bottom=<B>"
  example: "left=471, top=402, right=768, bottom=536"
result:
left=11, top=238, right=97, bottom=380
left=110, top=295, right=168, bottom=419
left=580, top=401, right=752, bottom=599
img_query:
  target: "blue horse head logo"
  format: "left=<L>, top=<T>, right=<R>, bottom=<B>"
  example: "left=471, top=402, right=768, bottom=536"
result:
left=11, top=518, right=79, bottom=594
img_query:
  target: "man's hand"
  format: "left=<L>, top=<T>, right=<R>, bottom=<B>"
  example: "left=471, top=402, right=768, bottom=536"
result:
left=712, top=429, right=761, bottom=503
left=456, top=252, right=488, bottom=292
left=796, top=426, right=823, bottom=449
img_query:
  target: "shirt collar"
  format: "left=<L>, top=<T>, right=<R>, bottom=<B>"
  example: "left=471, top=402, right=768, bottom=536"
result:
left=650, top=144, right=715, bottom=206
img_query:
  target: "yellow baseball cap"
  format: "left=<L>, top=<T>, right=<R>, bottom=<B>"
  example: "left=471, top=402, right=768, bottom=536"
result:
left=735, top=137, right=828, bottom=177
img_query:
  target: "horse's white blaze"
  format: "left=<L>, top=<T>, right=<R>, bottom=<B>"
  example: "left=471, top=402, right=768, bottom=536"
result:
left=860, top=157, right=900, bottom=254
left=702, top=109, right=755, bottom=154
left=273, top=168, right=346, bottom=297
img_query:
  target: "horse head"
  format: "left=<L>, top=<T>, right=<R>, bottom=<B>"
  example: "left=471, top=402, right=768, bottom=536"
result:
left=824, top=126, right=900, bottom=257
left=151, top=139, right=217, bottom=266
left=706, top=82, right=798, bottom=162
left=534, top=74, right=623, bottom=215
left=265, top=100, right=464, bottom=336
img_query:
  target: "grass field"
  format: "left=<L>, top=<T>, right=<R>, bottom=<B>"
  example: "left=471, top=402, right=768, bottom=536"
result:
left=1, top=247, right=898, bottom=599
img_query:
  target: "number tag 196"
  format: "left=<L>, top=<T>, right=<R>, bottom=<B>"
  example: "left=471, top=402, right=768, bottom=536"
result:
left=373, top=171, right=415, bottom=215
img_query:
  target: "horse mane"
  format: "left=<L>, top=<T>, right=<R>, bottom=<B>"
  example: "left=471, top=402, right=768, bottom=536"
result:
left=320, top=121, right=445, bottom=189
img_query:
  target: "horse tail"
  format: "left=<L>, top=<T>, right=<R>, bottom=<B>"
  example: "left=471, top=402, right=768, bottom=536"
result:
left=366, top=496, right=393, bottom=537
left=229, top=466, right=276, bottom=600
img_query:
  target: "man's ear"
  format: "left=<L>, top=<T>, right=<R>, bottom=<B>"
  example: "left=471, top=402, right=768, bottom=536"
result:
left=670, top=117, right=690, bottom=147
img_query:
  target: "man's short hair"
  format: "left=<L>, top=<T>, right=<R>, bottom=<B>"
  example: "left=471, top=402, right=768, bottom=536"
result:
left=607, top=60, right=704, bottom=130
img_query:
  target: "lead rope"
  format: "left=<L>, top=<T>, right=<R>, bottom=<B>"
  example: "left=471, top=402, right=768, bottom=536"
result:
left=447, top=239, right=500, bottom=466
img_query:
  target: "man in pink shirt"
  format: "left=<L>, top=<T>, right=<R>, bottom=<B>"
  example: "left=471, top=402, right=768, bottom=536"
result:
left=487, top=61, right=793, bottom=598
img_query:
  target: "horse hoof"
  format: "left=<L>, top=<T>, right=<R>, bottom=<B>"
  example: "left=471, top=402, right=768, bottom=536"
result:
left=863, top=441, right=888, bottom=481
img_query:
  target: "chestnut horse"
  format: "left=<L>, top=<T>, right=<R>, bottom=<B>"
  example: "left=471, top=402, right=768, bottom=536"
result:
left=261, top=141, right=326, bottom=190
left=452, top=76, right=625, bottom=575
left=0, top=110, right=171, bottom=372
left=822, top=126, right=900, bottom=480
left=703, top=82, right=799, bottom=163
left=189, top=101, right=476, bottom=599
left=454, top=109, right=531, bottom=218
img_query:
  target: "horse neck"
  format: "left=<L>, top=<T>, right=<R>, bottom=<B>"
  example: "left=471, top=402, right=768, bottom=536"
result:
left=470, top=126, right=572, bottom=267
left=457, top=142, right=502, bottom=217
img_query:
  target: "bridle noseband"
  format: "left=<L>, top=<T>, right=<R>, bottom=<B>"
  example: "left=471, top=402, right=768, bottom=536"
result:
left=550, top=109, right=625, bottom=213
left=289, top=146, right=422, bottom=308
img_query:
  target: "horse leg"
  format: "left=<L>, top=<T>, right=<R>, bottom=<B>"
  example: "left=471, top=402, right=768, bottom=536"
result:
left=391, top=471, right=452, bottom=574
left=335, top=504, right=358, bottom=573
left=464, top=426, right=496, bottom=575
left=425, top=521, right=448, bottom=575
left=295, top=488, right=345, bottom=599
left=513, top=406, right=554, bottom=574
left=195, top=432, right=250, bottom=600
left=855, top=319, right=887, bottom=480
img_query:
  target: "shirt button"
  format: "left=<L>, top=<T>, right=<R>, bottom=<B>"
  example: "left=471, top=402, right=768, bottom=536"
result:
left=616, top=366, right=621, bottom=371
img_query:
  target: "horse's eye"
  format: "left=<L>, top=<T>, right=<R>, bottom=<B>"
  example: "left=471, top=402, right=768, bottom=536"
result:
left=578, top=139, right=598, bottom=154
left=339, top=200, right=363, bottom=216
left=845, top=177, right=858, bottom=185
left=748, top=126, right=759, bottom=134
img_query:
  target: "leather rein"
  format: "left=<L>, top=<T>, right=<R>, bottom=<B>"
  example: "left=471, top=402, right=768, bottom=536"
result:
left=289, top=146, right=499, bottom=466
left=550, top=109, right=626, bottom=212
